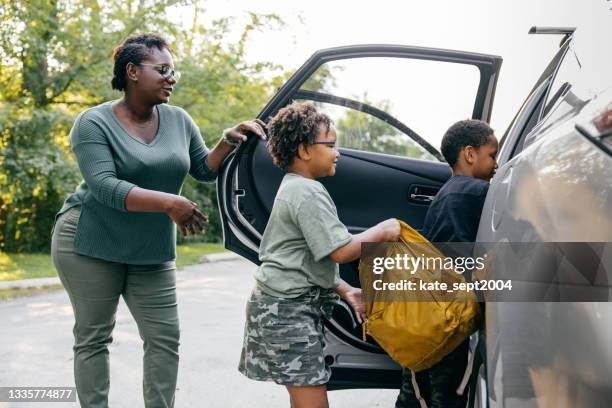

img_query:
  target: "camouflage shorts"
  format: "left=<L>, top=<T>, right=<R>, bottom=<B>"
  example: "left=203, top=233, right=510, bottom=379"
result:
left=238, top=285, right=339, bottom=386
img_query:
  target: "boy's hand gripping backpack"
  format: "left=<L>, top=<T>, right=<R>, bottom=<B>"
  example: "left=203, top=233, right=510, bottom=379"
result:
left=359, top=220, right=480, bottom=372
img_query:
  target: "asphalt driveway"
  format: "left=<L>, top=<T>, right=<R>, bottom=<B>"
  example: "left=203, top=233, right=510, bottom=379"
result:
left=0, top=259, right=397, bottom=407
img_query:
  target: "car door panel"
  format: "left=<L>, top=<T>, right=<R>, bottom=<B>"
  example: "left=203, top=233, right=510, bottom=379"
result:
left=250, top=144, right=451, bottom=234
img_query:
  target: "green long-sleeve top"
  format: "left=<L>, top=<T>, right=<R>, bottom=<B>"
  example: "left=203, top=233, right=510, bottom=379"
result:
left=55, top=101, right=218, bottom=264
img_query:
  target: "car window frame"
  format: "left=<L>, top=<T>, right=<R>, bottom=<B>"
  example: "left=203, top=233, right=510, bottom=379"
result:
left=293, top=89, right=444, bottom=161
left=497, top=36, right=573, bottom=165
left=497, top=75, right=552, bottom=164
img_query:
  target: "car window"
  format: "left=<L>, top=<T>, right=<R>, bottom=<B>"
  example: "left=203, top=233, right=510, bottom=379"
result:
left=497, top=77, right=551, bottom=163
left=542, top=45, right=582, bottom=117
left=527, top=87, right=588, bottom=147
left=540, top=44, right=587, bottom=121
left=528, top=41, right=595, bottom=144
left=297, top=57, right=481, bottom=161
left=497, top=35, right=577, bottom=164
left=296, top=100, right=438, bottom=161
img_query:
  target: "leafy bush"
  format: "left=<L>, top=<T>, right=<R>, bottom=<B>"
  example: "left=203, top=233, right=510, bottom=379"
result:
left=0, top=0, right=285, bottom=252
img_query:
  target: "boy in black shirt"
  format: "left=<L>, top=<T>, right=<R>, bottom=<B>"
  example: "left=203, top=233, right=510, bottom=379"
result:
left=395, top=119, right=498, bottom=408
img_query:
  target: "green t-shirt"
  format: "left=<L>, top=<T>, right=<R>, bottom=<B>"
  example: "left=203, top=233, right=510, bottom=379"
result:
left=55, top=101, right=217, bottom=264
left=255, top=173, right=352, bottom=298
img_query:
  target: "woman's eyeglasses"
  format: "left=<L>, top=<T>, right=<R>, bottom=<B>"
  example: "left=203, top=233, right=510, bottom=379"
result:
left=138, top=63, right=181, bottom=82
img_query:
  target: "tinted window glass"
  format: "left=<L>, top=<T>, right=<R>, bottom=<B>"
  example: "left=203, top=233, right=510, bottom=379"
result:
left=498, top=77, right=551, bottom=162
left=531, top=43, right=590, bottom=140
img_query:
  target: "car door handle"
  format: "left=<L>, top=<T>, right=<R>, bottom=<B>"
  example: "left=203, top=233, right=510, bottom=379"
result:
left=408, top=185, right=439, bottom=204
left=410, top=193, right=435, bottom=203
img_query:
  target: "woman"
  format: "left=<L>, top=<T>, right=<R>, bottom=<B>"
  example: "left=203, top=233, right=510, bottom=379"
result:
left=50, top=33, right=265, bottom=408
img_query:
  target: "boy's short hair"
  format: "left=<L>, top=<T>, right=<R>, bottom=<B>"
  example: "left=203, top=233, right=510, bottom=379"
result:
left=441, top=119, right=494, bottom=167
left=267, top=102, right=332, bottom=170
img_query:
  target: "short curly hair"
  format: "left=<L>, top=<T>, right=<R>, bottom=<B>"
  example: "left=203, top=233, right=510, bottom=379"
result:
left=267, top=102, right=332, bottom=170
left=111, top=33, right=172, bottom=91
left=441, top=119, right=494, bottom=168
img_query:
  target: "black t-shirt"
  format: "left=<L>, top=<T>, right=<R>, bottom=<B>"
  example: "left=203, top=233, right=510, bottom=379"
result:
left=422, top=175, right=489, bottom=243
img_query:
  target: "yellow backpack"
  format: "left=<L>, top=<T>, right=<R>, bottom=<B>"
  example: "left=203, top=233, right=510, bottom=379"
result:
left=359, top=220, right=480, bottom=372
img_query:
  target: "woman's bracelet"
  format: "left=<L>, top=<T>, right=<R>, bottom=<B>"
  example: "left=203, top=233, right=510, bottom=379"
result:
left=222, top=128, right=241, bottom=147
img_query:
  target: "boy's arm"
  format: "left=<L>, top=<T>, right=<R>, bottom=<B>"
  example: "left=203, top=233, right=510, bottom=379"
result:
left=329, top=218, right=400, bottom=264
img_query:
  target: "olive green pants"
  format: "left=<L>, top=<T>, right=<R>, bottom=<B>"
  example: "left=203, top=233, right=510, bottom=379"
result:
left=51, top=206, right=180, bottom=408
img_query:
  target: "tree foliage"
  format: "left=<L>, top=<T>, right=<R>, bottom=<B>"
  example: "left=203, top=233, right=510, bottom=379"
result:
left=0, top=0, right=285, bottom=251
left=334, top=94, right=436, bottom=160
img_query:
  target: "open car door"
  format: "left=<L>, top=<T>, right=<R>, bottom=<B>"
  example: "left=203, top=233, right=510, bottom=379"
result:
left=217, top=45, right=502, bottom=390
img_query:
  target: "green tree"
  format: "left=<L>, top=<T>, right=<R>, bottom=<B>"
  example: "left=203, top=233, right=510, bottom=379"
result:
left=335, top=94, right=436, bottom=160
left=0, top=0, right=286, bottom=251
left=300, top=64, right=339, bottom=94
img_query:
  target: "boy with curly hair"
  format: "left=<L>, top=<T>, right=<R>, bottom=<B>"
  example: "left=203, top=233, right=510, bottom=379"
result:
left=238, top=102, right=400, bottom=408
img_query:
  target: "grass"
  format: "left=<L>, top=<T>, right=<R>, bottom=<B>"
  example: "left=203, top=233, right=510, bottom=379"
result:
left=0, top=284, right=64, bottom=301
left=0, top=252, right=55, bottom=282
left=175, top=242, right=227, bottom=269
left=0, top=242, right=228, bottom=283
